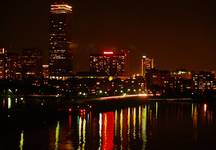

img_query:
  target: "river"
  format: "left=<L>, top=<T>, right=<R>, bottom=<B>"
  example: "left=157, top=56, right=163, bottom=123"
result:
left=0, top=97, right=216, bottom=150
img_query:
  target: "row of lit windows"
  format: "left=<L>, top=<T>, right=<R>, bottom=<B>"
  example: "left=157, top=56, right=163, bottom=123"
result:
left=52, top=56, right=66, bottom=60
left=91, top=59, right=125, bottom=63
left=51, top=49, right=66, bottom=53
left=50, top=46, right=68, bottom=50
left=50, top=33, right=66, bottom=36
left=91, top=62, right=124, bottom=66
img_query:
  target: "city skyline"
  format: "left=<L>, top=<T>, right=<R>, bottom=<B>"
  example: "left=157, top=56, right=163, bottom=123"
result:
left=0, top=0, right=215, bottom=73
left=1, top=1, right=216, bottom=149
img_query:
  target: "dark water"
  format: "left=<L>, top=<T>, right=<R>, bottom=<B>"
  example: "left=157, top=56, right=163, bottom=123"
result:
left=0, top=98, right=216, bottom=150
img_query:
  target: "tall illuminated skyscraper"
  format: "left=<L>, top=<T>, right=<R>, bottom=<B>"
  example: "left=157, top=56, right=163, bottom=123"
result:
left=49, top=0, right=73, bottom=80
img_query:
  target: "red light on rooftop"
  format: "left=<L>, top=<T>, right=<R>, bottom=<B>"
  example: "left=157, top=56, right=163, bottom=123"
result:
left=103, top=51, right=114, bottom=55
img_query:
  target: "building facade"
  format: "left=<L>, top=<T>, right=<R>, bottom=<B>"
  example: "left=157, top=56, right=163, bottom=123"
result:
left=21, top=49, right=42, bottom=78
left=49, top=1, right=73, bottom=80
left=192, top=71, right=215, bottom=92
left=0, top=48, right=23, bottom=79
left=90, top=51, right=126, bottom=76
left=5, top=52, right=22, bottom=79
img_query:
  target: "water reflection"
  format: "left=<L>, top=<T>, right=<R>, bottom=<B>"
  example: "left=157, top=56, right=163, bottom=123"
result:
left=1, top=100, right=216, bottom=150
left=77, top=112, right=86, bottom=150
left=142, top=106, right=147, bottom=150
left=101, top=112, right=114, bottom=150
left=19, top=130, right=24, bottom=150
left=55, top=121, right=60, bottom=150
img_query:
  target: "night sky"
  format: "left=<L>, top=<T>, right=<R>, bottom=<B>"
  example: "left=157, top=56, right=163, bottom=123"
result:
left=0, top=0, right=215, bottom=74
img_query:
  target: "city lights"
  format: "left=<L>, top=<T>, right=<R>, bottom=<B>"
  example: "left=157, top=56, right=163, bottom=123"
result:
left=51, top=4, right=72, bottom=13
left=0, top=0, right=216, bottom=150
left=7, top=97, right=12, bottom=109
left=0, top=1, right=216, bottom=150
left=103, top=51, right=114, bottom=55
left=0, top=1, right=215, bottom=150
left=204, top=103, right=207, bottom=113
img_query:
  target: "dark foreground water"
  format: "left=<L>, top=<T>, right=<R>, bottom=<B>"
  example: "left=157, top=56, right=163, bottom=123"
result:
left=0, top=98, right=216, bottom=150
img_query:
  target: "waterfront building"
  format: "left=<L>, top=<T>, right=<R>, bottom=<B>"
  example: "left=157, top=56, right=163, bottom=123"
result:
left=192, top=71, right=215, bottom=92
left=146, top=68, right=193, bottom=96
left=171, top=69, right=192, bottom=80
left=145, top=68, right=170, bottom=94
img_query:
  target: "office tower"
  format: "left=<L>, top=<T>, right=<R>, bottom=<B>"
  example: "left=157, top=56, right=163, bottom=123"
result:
left=21, top=49, right=42, bottom=78
left=49, top=0, right=73, bottom=80
left=90, top=50, right=126, bottom=76
left=141, top=56, right=154, bottom=77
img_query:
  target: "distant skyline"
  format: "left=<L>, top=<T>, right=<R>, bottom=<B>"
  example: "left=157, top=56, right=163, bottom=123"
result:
left=0, top=0, right=215, bottom=74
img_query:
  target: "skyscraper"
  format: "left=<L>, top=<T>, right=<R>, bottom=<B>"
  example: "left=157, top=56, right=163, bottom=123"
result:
left=49, top=0, right=73, bottom=80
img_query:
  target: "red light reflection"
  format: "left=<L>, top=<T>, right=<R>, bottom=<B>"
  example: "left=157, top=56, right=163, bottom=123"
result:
left=102, top=112, right=114, bottom=150
left=79, top=109, right=87, bottom=118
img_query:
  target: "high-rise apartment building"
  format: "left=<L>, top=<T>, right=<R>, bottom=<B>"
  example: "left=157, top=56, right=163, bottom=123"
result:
left=90, top=51, right=126, bottom=76
left=49, top=0, right=73, bottom=80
